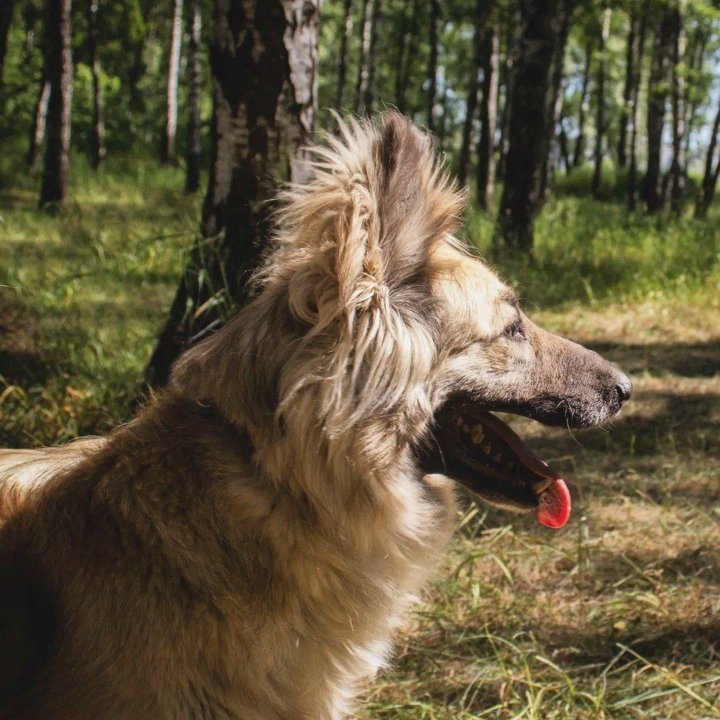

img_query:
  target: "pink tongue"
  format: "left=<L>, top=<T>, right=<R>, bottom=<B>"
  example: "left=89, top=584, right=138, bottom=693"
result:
left=536, top=479, right=571, bottom=529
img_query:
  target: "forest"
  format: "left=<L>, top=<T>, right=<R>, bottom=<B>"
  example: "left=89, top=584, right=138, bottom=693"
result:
left=0, top=0, right=719, bottom=718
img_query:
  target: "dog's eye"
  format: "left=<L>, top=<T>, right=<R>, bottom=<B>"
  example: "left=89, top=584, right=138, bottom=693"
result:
left=504, top=319, right=526, bottom=340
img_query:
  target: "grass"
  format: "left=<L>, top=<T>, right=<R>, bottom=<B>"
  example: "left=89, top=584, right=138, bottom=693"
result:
left=467, top=194, right=720, bottom=311
left=0, top=153, right=201, bottom=445
left=1, top=154, right=719, bottom=718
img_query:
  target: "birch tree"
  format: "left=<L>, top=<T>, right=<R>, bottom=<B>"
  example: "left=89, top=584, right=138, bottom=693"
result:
left=457, top=0, right=489, bottom=187
left=86, top=0, right=105, bottom=169
left=355, top=0, right=380, bottom=115
left=645, top=9, right=674, bottom=214
left=696, top=98, right=720, bottom=218
left=162, top=0, right=183, bottom=164
left=147, top=0, right=320, bottom=386
left=617, top=9, right=637, bottom=169
left=395, top=0, right=420, bottom=114
left=27, top=77, right=50, bottom=168
left=496, top=0, right=575, bottom=252
left=38, top=0, right=73, bottom=207
left=572, top=40, right=592, bottom=168
left=592, top=6, right=611, bottom=198
left=477, top=23, right=499, bottom=209
left=669, top=4, right=687, bottom=214
left=426, top=0, right=440, bottom=132
left=627, top=2, right=648, bottom=211
left=184, top=0, right=202, bottom=193
left=335, top=0, right=353, bottom=109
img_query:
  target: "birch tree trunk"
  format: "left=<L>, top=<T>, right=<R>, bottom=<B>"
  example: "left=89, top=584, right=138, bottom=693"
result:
left=669, top=5, right=686, bottom=214
left=39, top=0, right=73, bottom=208
left=496, top=0, right=575, bottom=252
left=147, top=0, right=320, bottom=387
left=644, top=10, right=674, bottom=214
left=558, top=115, right=571, bottom=173
left=684, top=26, right=706, bottom=160
left=477, top=23, right=499, bottom=209
left=362, top=0, right=381, bottom=113
left=457, top=0, right=489, bottom=187
left=540, top=72, right=565, bottom=203
left=497, top=6, right=520, bottom=181
left=628, top=1, right=648, bottom=211
left=86, top=0, right=105, bottom=169
left=592, top=6, right=611, bottom=198
left=184, top=0, right=202, bottom=193
left=426, top=0, right=440, bottom=132
left=572, top=40, right=592, bottom=168
left=617, top=11, right=637, bottom=169
left=354, top=0, right=373, bottom=114
left=162, top=0, right=184, bottom=164
left=539, top=11, right=570, bottom=204
left=695, top=99, right=720, bottom=219
left=335, top=0, right=353, bottom=109
left=27, top=77, right=50, bottom=168
left=395, top=0, right=419, bottom=114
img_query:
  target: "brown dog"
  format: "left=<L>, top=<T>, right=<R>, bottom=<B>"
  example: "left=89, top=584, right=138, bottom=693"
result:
left=0, top=114, right=630, bottom=719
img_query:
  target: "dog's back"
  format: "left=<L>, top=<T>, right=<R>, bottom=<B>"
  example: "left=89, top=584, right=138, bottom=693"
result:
left=0, top=440, right=106, bottom=522
left=0, top=383, right=446, bottom=719
left=0, top=396, right=268, bottom=719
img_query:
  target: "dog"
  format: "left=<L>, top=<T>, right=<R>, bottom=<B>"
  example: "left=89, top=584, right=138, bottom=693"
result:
left=0, top=113, right=631, bottom=719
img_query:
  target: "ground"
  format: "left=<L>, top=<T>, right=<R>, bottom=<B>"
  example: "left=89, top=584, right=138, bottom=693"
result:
left=0, top=160, right=719, bottom=718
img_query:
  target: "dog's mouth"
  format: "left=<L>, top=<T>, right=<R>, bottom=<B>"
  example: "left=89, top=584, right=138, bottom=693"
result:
left=418, top=401, right=571, bottom=529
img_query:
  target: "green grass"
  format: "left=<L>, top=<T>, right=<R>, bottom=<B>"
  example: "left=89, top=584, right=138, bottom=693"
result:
left=467, top=194, right=720, bottom=311
left=1, top=156, right=719, bottom=718
left=0, top=152, right=201, bottom=444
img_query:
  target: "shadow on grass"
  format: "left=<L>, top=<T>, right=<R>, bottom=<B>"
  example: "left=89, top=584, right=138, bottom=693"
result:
left=0, top=299, right=49, bottom=382
left=421, top=614, right=720, bottom=673
left=588, top=545, right=720, bottom=591
left=584, top=339, right=720, bottom=378
left=388, top=616, right=720, bottom=715
left=541, top=617, right=720, bottom=669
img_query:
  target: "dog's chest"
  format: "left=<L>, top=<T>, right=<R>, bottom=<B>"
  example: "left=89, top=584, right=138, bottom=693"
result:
left=269, top=476, right=456, bottom=718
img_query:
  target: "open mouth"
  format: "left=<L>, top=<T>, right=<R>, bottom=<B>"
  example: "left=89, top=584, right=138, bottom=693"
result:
left=418, top=401, right=571, bottom=529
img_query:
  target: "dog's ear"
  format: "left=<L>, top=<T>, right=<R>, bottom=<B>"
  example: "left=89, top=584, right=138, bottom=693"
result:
left=372, top=112, right=466, bottom=290
left=277, top=113, right=466, bottom=318
left=257, top=114, right=466, bottom=430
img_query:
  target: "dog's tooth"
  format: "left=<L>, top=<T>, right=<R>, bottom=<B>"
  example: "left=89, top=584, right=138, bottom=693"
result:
left=480, top=441, right=492, bottom=455
left=470, top=426, right=484, bottom=444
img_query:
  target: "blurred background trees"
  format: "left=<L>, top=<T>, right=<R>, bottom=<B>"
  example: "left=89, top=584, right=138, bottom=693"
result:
left=3, top=0, right=719, bottom=221
left=2, top=0, right=720, bottom=366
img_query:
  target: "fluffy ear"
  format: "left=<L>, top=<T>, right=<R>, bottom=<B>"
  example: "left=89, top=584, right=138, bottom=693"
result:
left=372, top=112, right=466, bottom=289
left=275, top=112, right=466, bottom=316
left=261, top=114, right=465, bottom=431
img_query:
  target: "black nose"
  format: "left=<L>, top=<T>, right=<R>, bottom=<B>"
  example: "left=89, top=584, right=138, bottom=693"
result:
left=615, top=376, right=633, bottom=405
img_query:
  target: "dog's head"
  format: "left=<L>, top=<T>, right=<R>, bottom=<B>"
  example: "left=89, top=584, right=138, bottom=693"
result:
left=174, top=113, right=631, bottom=528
